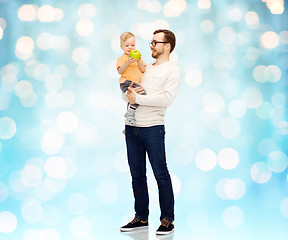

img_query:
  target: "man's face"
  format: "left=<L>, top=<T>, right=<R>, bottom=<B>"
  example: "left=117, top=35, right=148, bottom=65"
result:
left=150, top=32, right=166, bottom=59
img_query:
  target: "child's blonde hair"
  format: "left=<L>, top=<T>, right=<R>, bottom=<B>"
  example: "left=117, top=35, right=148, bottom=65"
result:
left=120, top=32, right=135, bottom=44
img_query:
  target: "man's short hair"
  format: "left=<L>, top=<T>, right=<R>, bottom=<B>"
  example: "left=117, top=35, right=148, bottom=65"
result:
left=153, top=29, right=176, bottom=53
left=120, top=32, right=135, bottom=44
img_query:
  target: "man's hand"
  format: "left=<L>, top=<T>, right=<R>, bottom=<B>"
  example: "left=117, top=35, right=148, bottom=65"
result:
left=126, top=82, right=145, bottom=104
left=127, top=83, right=137, bottom=104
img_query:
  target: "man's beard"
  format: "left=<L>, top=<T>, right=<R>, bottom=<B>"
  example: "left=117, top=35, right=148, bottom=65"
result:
left=152, top=49, right=164, bottom=59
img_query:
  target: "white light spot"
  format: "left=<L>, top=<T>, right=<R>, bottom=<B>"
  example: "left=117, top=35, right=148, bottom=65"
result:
left=76, top=64, right=90, bottom=77
left=72, top=47, right=90, bottom=64
left=1, top=74, right=18, bottom=91
left=218, top=148, right=239, bottom=170
left=18, top=5, right=37, bottom=21
left=245, top=11, right=259, bottom=29
left=164, top=0, right=187, bottom=17
left=78, top=4, right=97, bottom=19
left=153, top=19, right=170, bottom=32
left=21, top=165, right=43, bottom=187
left=197, top=0, right=211, bottom=9
left=0, top=117, right=16, bottom=140
left=147, top=1, right=162, bottom=13
left=271, top=92, right=286, bottom=106
left=195, top=149, right=217, bottom=171
left=250, top=162, right=272, bottom=184
left=44, top=177, right=66, bottom=193
left=54, top=8, right=64, bottom=22
left=229, top=7, right=243, bottom=22
left=0, top=211, right=17, bottom=233
left=228, top=100, right=246, bottom=119
left=38, top=5, right=55, bottom=22
left=202, top=91, right=225, bottom=114
left=76, top=19, right=94, bottom=37
left=45, top=156, right=66, bottom=178
left=280, top=197, right=288, bottom=218
left=0, top=89, right=11, bottom=111
left=185, top=68, right=203, bottom=87
left=21, top=199, right=43, bottom=223
left=138, top=22, right=154, bottom=40
left=15, top=80, right=33, bottom=98
left=257, top=138, right=278, bottom=157
left=224, top=178, right=246, bottom=200
left=280, top=31, right=288, bottom=44
left=218, top=26, right=236, bottom=44
left=60, top=90, right=75, bottom=108
left=41, top=128, right=65, bottom=155
left=33, top=63, right=51, bottom=81
left=260, top=31, right=279, bottom=49
left=219, top=118, right=241, bottom=139
left=71, top=123, right=99, bottom=147
left=242, top=87, right=263, bottom=108
left=137, top=0, right=150, bottom=10
left=267, top=151, right=288, bottom=173
left=15, top=36, right=34, bottom=60
left=0, top=182, right=8, bottom=203
left=255, top=101, right=273, bottom=119
left=222, top=206, right=244, bottom=228
left=201, top=20, right=214, bottom=33
left=45, top=91, right=62, bottom=109
left=56, top=111, right=78, bottom=133
left=40, top=229, right=61, bottom=240
left=0, top=27, right=3, bottom=40
left=36, top=32, right=54, bottom=50
left=264, top=65, right=281, bottom=83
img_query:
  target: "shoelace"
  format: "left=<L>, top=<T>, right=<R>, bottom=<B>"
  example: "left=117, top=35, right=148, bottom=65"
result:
left=161, top=219, right=171, bottom=227
left=130, top=217, right=140, bottom=224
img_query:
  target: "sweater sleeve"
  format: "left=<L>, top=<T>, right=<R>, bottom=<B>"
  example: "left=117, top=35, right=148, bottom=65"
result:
left=135, top=66, right=181, bottom=107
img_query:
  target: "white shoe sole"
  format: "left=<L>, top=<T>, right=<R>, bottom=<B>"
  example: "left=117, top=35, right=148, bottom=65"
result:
left=156, top=228, right=174, bottom=235
left=120, top=226, right=148, bottom=232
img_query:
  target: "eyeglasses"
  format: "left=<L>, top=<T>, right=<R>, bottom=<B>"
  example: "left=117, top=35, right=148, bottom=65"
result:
left=149, top=41, right=169, bottom=47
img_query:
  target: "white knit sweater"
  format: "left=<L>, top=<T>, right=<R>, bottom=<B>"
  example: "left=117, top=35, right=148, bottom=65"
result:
left=125, top=61, right=181, bottom=127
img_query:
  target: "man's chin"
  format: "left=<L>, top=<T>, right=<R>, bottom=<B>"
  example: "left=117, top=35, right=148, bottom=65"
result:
left=152, top=53, right=158, bottom=59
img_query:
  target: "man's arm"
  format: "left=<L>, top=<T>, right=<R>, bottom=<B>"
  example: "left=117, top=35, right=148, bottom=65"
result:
left=123, top=83, right=145, bottom=102
left=128, top=67, right=181, bottom=107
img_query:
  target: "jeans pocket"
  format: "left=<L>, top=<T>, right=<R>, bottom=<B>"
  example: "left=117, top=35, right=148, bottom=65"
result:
left=159, top=125, right=165, bottom=135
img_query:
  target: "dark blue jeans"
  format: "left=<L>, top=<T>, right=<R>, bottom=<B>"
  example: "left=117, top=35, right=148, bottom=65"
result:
left=125, top=125, right=174, bottom=222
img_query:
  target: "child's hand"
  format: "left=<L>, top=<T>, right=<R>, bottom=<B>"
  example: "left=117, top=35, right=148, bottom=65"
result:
left=128, top=57, right=138, bottom=64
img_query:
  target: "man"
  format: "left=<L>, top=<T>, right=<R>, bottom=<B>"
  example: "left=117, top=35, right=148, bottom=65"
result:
left=120, top=29, right=181, bottom=235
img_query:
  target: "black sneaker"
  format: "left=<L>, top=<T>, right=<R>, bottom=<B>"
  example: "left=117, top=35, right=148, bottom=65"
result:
left=120, top=217, right=148, bottom=232
left=156, top=219, right=174, bottom=235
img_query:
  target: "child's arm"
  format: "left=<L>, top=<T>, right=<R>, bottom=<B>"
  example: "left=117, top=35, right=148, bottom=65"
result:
left=137, top=59, right=146, bottom=73
left=117, top=58, right=137, bottom=74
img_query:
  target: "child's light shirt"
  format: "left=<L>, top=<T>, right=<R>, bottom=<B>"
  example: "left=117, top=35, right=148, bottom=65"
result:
left=116, top=54, right=146, bottom=84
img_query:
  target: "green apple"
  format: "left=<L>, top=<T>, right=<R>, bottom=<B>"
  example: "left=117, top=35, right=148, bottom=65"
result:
left=129, top=50, right=141, bottom=60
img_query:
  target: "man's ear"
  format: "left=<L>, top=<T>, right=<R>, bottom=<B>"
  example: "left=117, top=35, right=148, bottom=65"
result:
left=165, top=43, right=171, bottom=52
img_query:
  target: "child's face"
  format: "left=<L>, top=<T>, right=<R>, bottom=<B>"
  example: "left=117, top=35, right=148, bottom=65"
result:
left=121, top=36, right=135, bottom=55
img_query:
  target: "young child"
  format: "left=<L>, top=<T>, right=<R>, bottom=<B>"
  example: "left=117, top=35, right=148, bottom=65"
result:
left=116, top=32, right=146, bottom=125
